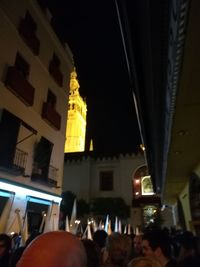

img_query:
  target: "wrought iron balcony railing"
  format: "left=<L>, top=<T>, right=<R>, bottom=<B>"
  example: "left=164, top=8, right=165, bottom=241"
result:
left=13, top=148, right=28, bottom=172
left=31, top=163, right=58, bottom=187
left=0, top=147, right=28, bottom=175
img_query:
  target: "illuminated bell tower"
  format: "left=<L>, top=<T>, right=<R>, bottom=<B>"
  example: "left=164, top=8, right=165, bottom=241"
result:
left=65, top=68, right=87, bottom=152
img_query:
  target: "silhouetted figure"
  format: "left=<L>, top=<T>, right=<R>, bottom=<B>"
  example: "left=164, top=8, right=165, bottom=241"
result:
left=177, top=231, right=200, bottom=267
left=82, top=239, right=101, bottom=267
left=93, top=229, right=108, bottom=263
left=0, top=233, right=11, bottom=267
left=93, top=230, right=108, bottom=250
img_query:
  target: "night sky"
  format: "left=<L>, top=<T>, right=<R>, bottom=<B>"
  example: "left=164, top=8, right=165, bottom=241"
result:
left=44, top=0, right=141, bottom=154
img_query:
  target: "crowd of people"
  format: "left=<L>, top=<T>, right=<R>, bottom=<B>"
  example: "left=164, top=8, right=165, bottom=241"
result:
left=0, top=226, right=200, bottom=267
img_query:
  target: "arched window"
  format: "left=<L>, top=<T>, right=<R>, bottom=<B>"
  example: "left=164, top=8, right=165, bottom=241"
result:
left=141, top=176, right=154, bottom=195
left=133, top=166, right=154, bottom=197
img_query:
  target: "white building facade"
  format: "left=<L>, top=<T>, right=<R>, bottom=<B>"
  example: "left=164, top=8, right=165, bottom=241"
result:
left=0, top=0, right=73, bottom=235
left=63, top=152, right=146, bottom=228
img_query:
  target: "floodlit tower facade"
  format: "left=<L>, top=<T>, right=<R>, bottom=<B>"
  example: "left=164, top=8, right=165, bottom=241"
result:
left=65, top=69, right=87, bottom=152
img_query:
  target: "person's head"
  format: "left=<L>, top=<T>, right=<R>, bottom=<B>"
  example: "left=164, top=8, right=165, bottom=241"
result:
left=128, top=256, right=163, bottom=267
left=93, top=229, right=108, bottom=249
left=0, top=233, right=11, bottom=257
left=123, top=234, right=133, bottom=262
left=134, top=234, right=143, bottom=255
left=81, top=239, right=101, bottom=267
left=16, top=231, right=87, bottom=267
left=105, top=232, right=129, bottom=266
left=142, top=229, right=172, bottom=261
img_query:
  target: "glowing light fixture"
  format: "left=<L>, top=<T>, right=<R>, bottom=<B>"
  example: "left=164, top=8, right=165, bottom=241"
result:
left=10, top=232, right=15, bottom=236
left=140, top=144, right=145, bottom=151
left=0, top=181, right=62, bottom=204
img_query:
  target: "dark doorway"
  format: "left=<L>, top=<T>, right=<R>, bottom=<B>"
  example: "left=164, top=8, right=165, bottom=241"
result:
left=26, top=199, right=49, bottom=233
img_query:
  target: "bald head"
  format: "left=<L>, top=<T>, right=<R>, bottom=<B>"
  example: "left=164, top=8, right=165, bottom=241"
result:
left=17, top=231, right=87, bottom=267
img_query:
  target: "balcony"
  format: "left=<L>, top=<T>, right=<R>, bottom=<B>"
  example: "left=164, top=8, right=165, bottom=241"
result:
left=49, top=61, right=63, bottom=87
left=0, top=148, right=28, bottom=176
left=13, top=148, right=28, bottom=172
left=19, top=19, right=40, bottom=55
left=41, top=102, right=61, bottom=130
left=48, top=165, right=58, bottom=187
left=5, top=66, right=35, bottom=106
left=31, top=163, right=58, bottom=187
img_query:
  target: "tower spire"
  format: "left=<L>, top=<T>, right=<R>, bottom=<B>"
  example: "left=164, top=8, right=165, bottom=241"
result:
left=89, top=139, right=93, bottom=151
left=65, top=67, right=87, bottom=153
